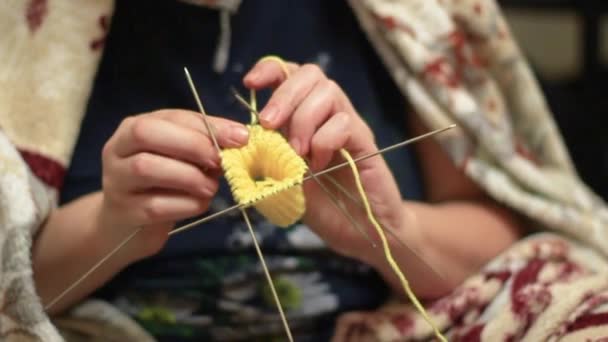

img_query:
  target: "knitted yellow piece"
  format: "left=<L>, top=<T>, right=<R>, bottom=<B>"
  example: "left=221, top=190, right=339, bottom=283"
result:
left=221, top=124, right=308, bottom=227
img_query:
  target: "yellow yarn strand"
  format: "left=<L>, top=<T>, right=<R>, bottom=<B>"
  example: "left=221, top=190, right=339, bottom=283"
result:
left=259, top=55, right=291, bottom=78
left=339, top=149, right=446, bottom=342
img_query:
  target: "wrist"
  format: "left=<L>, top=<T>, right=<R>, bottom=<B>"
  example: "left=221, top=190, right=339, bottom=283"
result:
left=362, top=202, right=426, bottom=271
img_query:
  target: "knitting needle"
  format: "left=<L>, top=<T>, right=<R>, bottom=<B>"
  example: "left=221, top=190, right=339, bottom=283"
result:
left=44, top=226, right=143, bottom=310
left=318, top=172, right=451, bottom=286
left=241, top=209, right=294, bottom=342
left=185, top=68, right=294, bottom=342
left=231, top=89, right=450, bottom=285
left=45, top=87, right=455, bottom=313
left=185, top=68, right=220, bottom=151
left=313, top=126, right=455, bottom=176
left=306, top=169, right=378, bottom=248
left=170, top=124, right=455, bottom=236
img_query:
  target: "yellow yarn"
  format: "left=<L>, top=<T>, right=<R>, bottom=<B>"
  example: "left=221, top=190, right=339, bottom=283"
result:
left=258, top=55, right=291, bottom=78
left=221, top=125, right=308, bottom=227
left=339, top=149, right=446, bottom=342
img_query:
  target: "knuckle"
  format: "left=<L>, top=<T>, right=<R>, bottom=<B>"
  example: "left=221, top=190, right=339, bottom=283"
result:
left=101, top=173, right=114, bottom=191
left=130, top=117, right=151, bottom=146
left=286, top=62, right=299, bottom=70
left=101, top=169, right=109, bottom=185
left=159, top=109, right=193, bottom=123
left=185, top=172, right=206, bottom=191
left=336, top=111, right=351, bottom=125
left=185, top=131, right=200, bottom=148
left=357, top=118, right=375, bottom=140
left=101, top=139, right=113, bottom=161
left=106, top=191, right=126, bottom=209
left=363, top=127, right=376, bottom=144
left=120, top=116, right=136, bottom=129
left=181, top=134, right=202, bottom=159
left=152, top=109, right=175, bottom=117
left=101, top=174, right=114, bottom=199
left=301, top=63, right=323, bottom=76
left=205, top=116, right=224, bottom=131
left=131, top=153, right=153, bottom=177
left=142, top=198, right=164, bottom=221
left=194, top=176, right=219, bottom=198
left=151, top=109, right=191, bottom=122
left=325, top=79, right=339, bottom=92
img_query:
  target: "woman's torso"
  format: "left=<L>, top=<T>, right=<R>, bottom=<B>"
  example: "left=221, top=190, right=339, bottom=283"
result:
left=61, top=1, right=424, bottom=340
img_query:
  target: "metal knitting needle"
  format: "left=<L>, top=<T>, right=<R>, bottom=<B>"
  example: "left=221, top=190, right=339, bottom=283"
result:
left=319, top=172, right=451, bottom=285
left=306, top=169, right=378, bottom=248
left=44, top=227, right=144, bottom=310
left=185, top=68, right=220, bottom=151
left=186, top=68, right=294, bottom=342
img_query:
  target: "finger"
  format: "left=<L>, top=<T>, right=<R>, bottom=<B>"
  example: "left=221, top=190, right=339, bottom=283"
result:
left=113, top=116, right=220, bottom=168
left=151, top=109, right=249, bottom=148
left=243, top=58, right=299, bottom=89
left=286, top=79, right=339, bottom=156
left=132, top=192, right=212, bottom=226
left=309, top=112, right=352, bottom=171
left=257, top=64, right=326, bottom=129
left=114, top=152, right=219, bottom=197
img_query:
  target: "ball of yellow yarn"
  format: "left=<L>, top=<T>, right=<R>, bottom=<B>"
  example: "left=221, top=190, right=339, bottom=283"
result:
left=221, top=125, right=308, bottom=227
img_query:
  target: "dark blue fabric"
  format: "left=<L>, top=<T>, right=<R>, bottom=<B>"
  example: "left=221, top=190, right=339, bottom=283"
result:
left=60, top=1, right=424, bottom=340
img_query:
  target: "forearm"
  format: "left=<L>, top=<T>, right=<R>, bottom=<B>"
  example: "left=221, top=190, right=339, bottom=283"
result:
left=32, top=192, right=141, bottom=314
left=365, top=199, right=523, bottom=299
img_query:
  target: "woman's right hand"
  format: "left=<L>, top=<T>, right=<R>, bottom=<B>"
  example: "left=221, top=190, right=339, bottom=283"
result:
left=100, top=109, right=249, bottom=259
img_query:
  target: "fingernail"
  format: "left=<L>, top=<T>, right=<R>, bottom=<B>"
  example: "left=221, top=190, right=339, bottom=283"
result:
left=230, top=125, right=249, bottom=145
left=260, top=104, right=278, bottom=125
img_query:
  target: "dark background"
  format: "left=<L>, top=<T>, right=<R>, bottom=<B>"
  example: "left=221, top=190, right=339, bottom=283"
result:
left=499, top=0, right=608, bottom=200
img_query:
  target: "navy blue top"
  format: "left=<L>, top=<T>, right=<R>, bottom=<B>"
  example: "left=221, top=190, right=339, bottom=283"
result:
left=61, top=1, right=424, bottom=340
